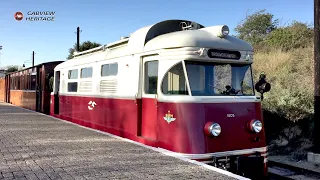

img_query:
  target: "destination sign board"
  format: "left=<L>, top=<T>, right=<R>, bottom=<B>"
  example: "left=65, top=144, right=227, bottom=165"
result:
left=207, top=49, right=241, bottom=60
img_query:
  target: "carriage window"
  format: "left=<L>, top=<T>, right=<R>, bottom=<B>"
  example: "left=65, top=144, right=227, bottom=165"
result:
left=161, top=62, right=189, bottom=95
left=17, top=76, right=21, bottom=90
left=30, top=75, right=36, bottom=90
left=101, top=63, right=118, bottom=76
left=144, top=61, right=158, bottom=94
left=68, top=69, right=78, bottom=79
left=81, top=67, right=93, bottom=78
left=10, top=78, right=13, bottom=90
left=68, top=82, right=78, bottom=92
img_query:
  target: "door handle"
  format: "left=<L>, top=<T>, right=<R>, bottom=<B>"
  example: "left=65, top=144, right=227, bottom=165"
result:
left=134, top=93, right=138, bottom=104
left=154, top=94, right=158, bottom=106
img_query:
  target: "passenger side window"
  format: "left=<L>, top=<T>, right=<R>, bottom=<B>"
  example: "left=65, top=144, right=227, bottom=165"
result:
left=161, top=62, right=189, bottom=95
left=81, top=67, right=93, bottom=78
left=144, top=61, right=158, bottom=94
left=68, top=69, right=78, bottom=92
left=68, top=82, right=78, bottom=92
left=30, top=75, right=36, bottom=90
left=68, top=69, right=78, bottom=79
left=101, top=63, right=118, bottom=76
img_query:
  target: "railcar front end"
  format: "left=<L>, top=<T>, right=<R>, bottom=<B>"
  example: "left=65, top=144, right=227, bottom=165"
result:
left=152, top=48, right=271, bottom=179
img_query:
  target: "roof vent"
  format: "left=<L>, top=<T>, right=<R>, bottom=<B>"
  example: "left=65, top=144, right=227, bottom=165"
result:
left=120, top=36, right=129, bottom=40
left=180, top=21, right=201, bottom=31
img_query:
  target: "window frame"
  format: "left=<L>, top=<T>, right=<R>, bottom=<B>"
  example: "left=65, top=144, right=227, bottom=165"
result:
left=67, top=82, right=78, bottom=92
left=160, top=61, right=190, bottom=96
left=144, top=60, right=159, bottom=95
left=68, top=69, right=78, bottom=79
left=67, top=69, right=79, bottom=93
left=80, top=67, right=93, bottom=79
left=101, top=62, right=118, bottom=77
left=184, top=61, right=255, bottom=96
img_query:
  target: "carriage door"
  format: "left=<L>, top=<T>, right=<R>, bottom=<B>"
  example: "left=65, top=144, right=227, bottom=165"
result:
left=36, top=68, right=43, bottom=112
left=54, top=71, right=60, bottom=114
left=5, top=75, right=10, bottom=103
left=140, top=58, right=159, bottom=140
left=36, top=68, right=42, bottom=112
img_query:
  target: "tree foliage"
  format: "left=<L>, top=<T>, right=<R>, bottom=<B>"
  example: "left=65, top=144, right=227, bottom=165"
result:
left=265, top=21, right=313, bottom=51
left=235, top=9, right=279, bottom=46
left=67, top=41, right=102, bottom=59
left=6, top=66, right=19, bottom=73
left=235, top=9, right=314, bottom=121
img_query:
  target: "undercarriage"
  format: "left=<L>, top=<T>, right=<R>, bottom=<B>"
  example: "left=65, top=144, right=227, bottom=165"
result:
left=209, top=153, right=266, bottom=180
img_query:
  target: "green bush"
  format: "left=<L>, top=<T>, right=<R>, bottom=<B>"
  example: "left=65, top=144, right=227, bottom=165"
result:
left=253, top=47, right=314, bottom=121
left=235, top=9, right=314, bottom=121
left=264, top=21, right=313, bottom=51
left=234, top=9, right=278, bottom=46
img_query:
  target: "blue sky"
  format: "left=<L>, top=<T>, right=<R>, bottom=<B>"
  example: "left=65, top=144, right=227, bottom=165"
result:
left=0, top=0, right=313, bottom=68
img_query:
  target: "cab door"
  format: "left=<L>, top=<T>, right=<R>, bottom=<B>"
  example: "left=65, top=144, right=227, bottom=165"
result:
left=139, top=57, right=159, bottom=140
left=54, top=71, right=60, bottom=115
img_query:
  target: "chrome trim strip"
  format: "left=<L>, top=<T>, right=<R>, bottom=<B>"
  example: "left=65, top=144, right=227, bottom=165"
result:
left=200, top=161, right=214, bottom=164
left=200, top=157, right=268, bottom=164
left=10, top=90, right=36, bottom=92
left=158, top=147, right=267, bottom=160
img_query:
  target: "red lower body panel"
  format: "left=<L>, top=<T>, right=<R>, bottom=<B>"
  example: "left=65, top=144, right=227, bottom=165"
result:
left=50, top=94, right=268, bottom=177
left=51, top=95, right=158, bottom=147
left=51, top=95, right=267, bottom=153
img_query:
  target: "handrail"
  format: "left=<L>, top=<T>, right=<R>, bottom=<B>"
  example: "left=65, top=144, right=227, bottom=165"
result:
left=72, top=38, right=129, bottom=58
left=73, top=45, right=106, bottom=57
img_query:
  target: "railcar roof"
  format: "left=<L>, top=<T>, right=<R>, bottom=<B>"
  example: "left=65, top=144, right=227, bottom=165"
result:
left=55, top=50, right=105, bottom=70
left=144, top=28, right=253, bottom=51
left=6, top=61, right=64, bottom=76
left=55, top=19, right=253, bottom=70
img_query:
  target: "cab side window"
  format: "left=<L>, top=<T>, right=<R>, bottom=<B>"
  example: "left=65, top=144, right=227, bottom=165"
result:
left=144, top=61, right=158, bottom=94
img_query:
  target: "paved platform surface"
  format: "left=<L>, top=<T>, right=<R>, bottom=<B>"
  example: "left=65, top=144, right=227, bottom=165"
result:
left=0, top=102, right=242, bottom=180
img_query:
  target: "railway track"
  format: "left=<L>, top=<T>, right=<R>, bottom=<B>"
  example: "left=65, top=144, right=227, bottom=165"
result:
left=268, top=160, right=320, bottom=179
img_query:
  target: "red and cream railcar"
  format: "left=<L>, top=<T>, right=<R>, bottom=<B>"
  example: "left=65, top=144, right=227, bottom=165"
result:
left=50, top=20, right=270, bottom=179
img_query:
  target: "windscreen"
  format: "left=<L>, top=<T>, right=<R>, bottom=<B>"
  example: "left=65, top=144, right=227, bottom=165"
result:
left=185, top=61, right=254, bottom=96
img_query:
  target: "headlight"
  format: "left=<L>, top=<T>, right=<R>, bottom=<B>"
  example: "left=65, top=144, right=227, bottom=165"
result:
left=203, top=25, right=229, bottom=38
left=251, top=120, right=262, bottom=133
left=209, top=123, right=221, bottom=136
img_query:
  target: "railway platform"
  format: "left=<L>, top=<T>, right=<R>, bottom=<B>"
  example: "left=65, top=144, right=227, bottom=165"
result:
left=0, top=102, right=248, bottom=180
